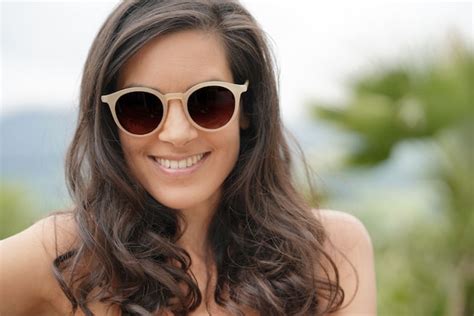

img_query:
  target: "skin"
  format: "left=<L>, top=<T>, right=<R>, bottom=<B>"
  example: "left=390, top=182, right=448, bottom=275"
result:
left=0, top=30, right=377, bottom=316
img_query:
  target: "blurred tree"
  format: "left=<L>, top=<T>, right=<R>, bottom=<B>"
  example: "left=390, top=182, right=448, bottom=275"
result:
left=311, top=36, right=473, bottom=316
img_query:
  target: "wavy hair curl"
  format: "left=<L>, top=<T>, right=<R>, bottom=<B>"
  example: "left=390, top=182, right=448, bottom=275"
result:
left=52, top=0, right=346, bottom=315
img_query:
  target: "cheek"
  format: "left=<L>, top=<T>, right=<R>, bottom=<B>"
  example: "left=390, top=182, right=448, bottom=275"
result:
left=217, top=125, right=241, bottom=170
left=216, top=124, right=240, bottom=153
left=119, top=133, right=134, bottom=160
left=118, top=132, right=146, bottom=175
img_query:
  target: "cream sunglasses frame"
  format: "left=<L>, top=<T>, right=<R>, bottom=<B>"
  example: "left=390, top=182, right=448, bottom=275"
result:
left=101, top=80, right=249, bottom=137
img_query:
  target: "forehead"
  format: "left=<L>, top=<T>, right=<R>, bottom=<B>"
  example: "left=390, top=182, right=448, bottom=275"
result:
left=117, top=29, right=234, bottom=93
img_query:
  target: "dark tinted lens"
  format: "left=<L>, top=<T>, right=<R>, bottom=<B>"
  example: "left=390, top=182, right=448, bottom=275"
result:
left=188, top=86, right=235, bottom=129
left=116, top=91, right=163, bottom=135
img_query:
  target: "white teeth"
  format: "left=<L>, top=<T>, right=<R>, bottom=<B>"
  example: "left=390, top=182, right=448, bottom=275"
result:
left=178, top=159, right=187, bottom=168
left=156, top=153, right=206, bottom=169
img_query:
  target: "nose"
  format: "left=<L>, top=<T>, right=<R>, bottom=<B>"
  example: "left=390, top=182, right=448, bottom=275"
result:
left=157, top=98, right=198, bottom=146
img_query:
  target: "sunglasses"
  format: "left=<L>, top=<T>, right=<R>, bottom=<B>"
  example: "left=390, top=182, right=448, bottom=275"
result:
left=101, top=80, right=249, bottom=137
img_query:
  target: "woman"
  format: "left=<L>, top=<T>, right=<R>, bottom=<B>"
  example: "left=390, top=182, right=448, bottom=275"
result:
left=0, top=0, right=376, bottom=315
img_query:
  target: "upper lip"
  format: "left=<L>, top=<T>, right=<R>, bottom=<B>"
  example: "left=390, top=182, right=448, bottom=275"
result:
left=150, top=152, right=209, bottom=160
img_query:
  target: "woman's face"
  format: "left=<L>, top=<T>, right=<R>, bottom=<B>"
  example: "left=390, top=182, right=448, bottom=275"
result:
left=116, top=30, right=245, bottom=215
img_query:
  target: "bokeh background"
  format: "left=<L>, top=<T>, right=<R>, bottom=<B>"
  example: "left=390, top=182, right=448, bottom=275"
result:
left=1, top=1, right=472, bottom=315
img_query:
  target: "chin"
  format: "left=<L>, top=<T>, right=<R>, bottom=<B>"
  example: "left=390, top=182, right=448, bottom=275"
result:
left=149, top=185, right=222, bottom=214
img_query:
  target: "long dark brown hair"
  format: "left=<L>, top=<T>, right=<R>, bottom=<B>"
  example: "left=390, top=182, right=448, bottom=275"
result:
left=51, top=0, right=347, bottom=315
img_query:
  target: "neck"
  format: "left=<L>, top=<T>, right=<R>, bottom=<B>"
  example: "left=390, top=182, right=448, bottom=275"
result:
left=177, top=213, right=212, bottom=261
left=176, top=192, right=221, bottom=262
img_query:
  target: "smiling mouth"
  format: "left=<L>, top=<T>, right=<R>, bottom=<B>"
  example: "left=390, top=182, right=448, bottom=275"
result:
left=152, top=152, right=210, bottom=170
left=149, top=151, right=211, bottom=175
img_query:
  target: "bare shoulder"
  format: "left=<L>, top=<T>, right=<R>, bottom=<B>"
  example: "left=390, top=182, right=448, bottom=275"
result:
left=312, top=209, right=377, bottom=315
left=315, top=209, right=373, bottom=252
left=0, top=209, right=78, bottom=315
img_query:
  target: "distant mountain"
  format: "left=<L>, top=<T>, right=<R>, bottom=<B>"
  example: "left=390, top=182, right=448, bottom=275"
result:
left=1, top=109, right=78, bottom=208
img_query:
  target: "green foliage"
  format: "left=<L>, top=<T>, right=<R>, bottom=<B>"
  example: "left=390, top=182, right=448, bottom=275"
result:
left=0, top=181, right=41, bottom=239
left=314, top=41, right=473, bottom=166
left=311, top=37, right=474, bottom=315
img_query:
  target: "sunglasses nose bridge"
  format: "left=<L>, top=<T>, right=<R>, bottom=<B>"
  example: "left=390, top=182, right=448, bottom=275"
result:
left=160, top=92, right=193, bottom=129
left=163, top=92, right=186, bottom=105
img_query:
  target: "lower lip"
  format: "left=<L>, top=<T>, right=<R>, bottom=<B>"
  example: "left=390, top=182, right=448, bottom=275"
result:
left=149, top=152, right=210, bottom=177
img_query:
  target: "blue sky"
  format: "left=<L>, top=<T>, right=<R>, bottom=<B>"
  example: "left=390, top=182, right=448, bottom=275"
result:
left=1, top=0, right=472, bottom=122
